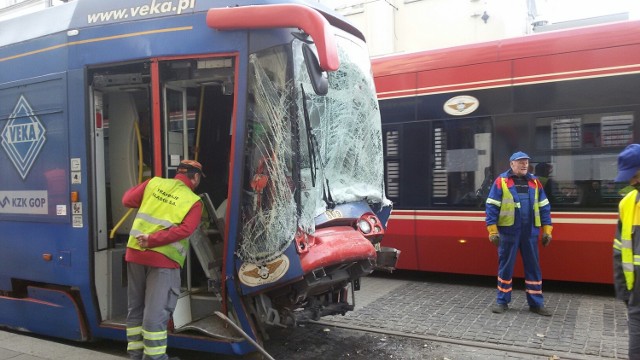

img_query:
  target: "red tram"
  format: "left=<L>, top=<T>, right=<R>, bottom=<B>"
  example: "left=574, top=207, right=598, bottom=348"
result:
left=372, top=20, right=640, bottom=284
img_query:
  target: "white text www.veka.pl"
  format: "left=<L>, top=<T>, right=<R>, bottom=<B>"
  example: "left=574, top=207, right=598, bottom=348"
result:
left=87, top=0, right=195, bottom=24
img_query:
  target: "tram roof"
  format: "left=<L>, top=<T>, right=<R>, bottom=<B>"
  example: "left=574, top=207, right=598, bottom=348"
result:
left=0, top=0, right=354, bottom=49
left=372, top=20, right=640, bottom=77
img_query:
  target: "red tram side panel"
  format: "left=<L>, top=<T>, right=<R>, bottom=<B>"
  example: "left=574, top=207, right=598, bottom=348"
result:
left=374, top=20, right=640, bottom=284
left=386, top=211, right=617, bottom=284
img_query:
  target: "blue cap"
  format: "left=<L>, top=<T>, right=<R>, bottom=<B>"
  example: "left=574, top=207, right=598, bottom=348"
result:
left=509, top=151, right=530, bottom=161
left=615, top=144, right=640, bottom=182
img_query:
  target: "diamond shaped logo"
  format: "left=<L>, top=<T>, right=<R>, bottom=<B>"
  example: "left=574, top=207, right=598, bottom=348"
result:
left=1, top=95, right=47, bottom=180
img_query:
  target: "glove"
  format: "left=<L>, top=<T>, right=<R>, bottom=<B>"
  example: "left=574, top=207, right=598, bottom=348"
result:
left=541, top=225, right=553, bottom=247
left=487, top=225, right=500, bottom=247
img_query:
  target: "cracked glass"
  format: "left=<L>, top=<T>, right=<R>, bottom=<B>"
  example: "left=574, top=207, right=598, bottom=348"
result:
left=238, top=33, right=387, bottom=264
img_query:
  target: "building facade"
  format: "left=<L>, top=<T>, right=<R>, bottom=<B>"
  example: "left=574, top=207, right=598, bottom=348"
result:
left=323, top=0, right=631, bottom=56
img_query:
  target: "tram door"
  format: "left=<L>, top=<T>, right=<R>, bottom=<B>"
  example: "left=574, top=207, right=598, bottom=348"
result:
left=90, top=57, right=235, bottom=335
left=90, top=62, right=154, bottom=324
left=161, top=82, right=217, bottom=329
left=157, top=57, right=235, bottom=334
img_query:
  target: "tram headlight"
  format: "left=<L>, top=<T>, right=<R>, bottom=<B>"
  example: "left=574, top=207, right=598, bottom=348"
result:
left=357, top=219, right=372, bottom=234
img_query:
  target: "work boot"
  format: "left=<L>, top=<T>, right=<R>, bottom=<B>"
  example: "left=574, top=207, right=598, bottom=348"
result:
left=529, top=306, right=552, bottom=316
left=490, top=303, right=508, bottom=314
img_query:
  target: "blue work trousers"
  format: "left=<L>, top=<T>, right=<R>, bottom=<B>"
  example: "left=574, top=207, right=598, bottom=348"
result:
left=496, top=223, right=544, bottom=307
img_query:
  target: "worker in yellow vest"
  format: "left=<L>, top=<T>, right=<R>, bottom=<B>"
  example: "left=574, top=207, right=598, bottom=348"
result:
left=123, top=160, right=204, bottom=360
left=613, top=144, right=640, bottom=360
left=485, top=151, right=553, bottom=316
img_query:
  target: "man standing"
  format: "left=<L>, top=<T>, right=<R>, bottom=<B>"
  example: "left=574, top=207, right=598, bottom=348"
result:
left=613, top=144, right=640, bottom=360
left=123, top=160, right=204, bottom=360
left=485, top=151, right=553, bottom=316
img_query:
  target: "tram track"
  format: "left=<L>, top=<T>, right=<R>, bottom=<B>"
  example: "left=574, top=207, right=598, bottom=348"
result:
left=313, top=319, right=612, bottom=360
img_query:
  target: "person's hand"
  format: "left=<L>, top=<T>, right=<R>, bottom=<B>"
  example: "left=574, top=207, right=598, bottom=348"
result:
left=542, top=225, right=553, bottom=247
left=487, top=225, right=500, bottom=247
left=136, top=234, right=149, bottom=248
left=542, top=234, right=552, bottom=247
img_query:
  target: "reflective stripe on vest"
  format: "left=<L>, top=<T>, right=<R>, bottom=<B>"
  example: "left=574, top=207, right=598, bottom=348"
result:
left=127, top=177, right=200, bottom=267
left=533, top=178, right=542, bottom=227
left=497, top=177, right=541, bottom=227
left=618, top=190, right=638, bottom=290
left=497, top=178, right=516, bottom=226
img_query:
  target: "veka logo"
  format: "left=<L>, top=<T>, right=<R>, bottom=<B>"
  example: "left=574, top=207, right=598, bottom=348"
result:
left=1, top=95, right=47, bottom=179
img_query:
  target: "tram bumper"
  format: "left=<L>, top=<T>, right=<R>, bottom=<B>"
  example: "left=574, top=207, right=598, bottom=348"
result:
left=259, top=227, right=375, bottom=323
left=256, top=226, right=399, bottom=327
left=298, top=226, right=377, bottom=273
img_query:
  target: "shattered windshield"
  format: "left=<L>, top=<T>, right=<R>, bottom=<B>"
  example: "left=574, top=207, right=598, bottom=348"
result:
left=294, top=35, right=385, bottom=233
left=238, top=34, right=385, bottom=264
left=239, top=45, right=297, bottom=264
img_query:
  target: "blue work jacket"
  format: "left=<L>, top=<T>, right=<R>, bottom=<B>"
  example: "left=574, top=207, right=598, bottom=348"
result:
left=485, top=169, right=552, bottom=237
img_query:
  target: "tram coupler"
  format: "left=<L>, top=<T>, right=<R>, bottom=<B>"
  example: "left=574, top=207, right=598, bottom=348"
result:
left=286, top=302, right=355, bottom=325
left=374, top=246, right=400, bottom=272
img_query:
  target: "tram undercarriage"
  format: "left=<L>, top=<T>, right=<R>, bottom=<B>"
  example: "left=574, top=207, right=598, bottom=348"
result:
left=253, top=258, right=375, bottom=329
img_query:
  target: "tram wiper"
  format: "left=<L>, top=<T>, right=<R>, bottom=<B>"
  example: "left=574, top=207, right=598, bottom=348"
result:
left=323, top=178, right=335, bottom=209
left=300, top=84, right=317, bottom=188
left=300, top=83, right=334, bottom=209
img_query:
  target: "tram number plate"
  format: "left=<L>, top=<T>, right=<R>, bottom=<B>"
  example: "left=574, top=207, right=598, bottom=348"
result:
left=325, top=210, right=343, bottom=220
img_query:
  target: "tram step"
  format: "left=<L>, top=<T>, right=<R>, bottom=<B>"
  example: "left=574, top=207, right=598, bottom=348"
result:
left=173, top=314, right=244, bottom=341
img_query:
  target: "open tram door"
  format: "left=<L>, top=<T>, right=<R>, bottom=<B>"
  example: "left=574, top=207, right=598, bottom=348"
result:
left=159, top=60, right=233, bottom=335
left=90, top=56, right=242, bottom=341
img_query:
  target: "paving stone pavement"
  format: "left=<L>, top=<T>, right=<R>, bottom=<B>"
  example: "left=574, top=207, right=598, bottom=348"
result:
left=322, top=273, right=629, bottom=359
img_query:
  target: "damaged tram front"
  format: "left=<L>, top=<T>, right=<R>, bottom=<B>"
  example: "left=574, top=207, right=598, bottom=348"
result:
left=238, top=26, right=394, bottom=328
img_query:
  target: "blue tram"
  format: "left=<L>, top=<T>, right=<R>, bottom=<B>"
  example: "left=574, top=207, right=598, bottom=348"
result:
left=0, top=0, right=394, bottom=355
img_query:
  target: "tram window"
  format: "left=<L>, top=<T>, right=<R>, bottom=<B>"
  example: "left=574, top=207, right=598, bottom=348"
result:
left=159, top=57, right=235, bottom=206
left=403, top=122, right=429, bottom=207
left=534, top=112, right=634, bottom=150
left=431, top=117, right=492, bottom=208
left=384, top=128, right=400, bottom=200
left=527, top=111, right=635, bottom=210
left=493, top=116, right=531, bottom=163
left=239, top=46, right=296, bottom=264
left=380, top=97, right=416, bottom=125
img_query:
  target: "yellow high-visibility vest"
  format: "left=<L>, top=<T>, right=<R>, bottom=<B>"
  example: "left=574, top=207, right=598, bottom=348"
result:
left=496, top=177, right=542, bottom=227
left=127, top=177, right=200, bottom=267
left=616, top=190, right=640, bottom=290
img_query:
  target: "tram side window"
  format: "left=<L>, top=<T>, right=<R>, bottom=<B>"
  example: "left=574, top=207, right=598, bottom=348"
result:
left=158, top=58, right=235, bottom=208
left=530, top=111, right=634, bottom=209
left=383, top=128, right=400, bottom=201
left=431, top=117, right=492, bottom=208
left=380, top=97, right=418, bottom=207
